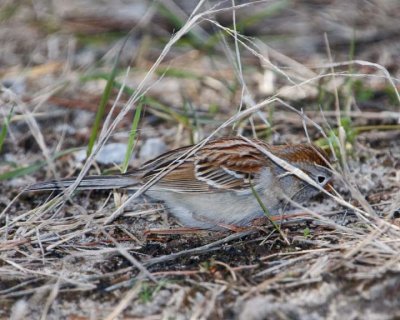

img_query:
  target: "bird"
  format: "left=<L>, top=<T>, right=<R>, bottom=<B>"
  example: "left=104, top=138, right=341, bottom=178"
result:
left=28, top=136, right=333, bottom=231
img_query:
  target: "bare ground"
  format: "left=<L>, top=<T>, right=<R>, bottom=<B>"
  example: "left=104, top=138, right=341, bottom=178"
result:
left=1, top=1, right=400, bottom=319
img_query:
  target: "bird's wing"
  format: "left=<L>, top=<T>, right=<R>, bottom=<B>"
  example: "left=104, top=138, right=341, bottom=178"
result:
left=138, top=137, right=269, bottom=193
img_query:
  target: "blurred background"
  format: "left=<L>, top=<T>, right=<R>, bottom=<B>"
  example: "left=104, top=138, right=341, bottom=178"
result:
left=1, top=1, right=400, bottom=319
left=1, top=0, right=399, bottom=176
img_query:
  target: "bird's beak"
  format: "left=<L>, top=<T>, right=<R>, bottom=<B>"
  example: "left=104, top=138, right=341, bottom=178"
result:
left=324, top=181, right=333, bottom=193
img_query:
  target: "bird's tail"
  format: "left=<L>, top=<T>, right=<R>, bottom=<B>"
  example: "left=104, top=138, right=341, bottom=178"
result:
left=27, top=175, right=138, bottom=192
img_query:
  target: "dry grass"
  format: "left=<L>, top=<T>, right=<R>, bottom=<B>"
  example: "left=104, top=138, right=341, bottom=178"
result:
left=1, top=0, right=400, bottom=319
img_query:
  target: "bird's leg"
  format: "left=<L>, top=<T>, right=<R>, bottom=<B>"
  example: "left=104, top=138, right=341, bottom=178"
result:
left=215, top=222, right=252, bottom=232
left=144, top=227, right=205, bottom=236
left=271, top=212, right=310, bottom=221
left=250, top=216, right=271, bottom=226
left=144, top=224, right=250, bottom=235
left=144, top=212, right=311, bottom=235
left=250, top=212, right=311, bottom=227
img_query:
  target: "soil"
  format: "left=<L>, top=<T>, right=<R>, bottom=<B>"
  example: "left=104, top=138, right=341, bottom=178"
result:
left=1, top=1, right=400, bottom=319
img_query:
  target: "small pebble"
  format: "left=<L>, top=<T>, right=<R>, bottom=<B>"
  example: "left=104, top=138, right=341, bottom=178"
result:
left=139, top=138, right=167, bottom=162
left=74, top=143, right=130, bottom=165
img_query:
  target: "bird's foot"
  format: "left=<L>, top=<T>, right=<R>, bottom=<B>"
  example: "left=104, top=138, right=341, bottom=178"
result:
left=144, top=227, right=205, bottom=236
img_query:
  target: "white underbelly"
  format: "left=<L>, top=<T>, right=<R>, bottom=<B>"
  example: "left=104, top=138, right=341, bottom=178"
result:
left=146, top=188, right=281, bottom=229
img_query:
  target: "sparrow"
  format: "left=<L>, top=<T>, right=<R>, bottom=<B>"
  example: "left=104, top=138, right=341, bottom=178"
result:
left=28, top=136, right=332, bottom=230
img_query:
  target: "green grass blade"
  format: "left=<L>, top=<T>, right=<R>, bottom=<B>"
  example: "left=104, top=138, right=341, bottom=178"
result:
left=236, top=0, right=290, bottom=31
left=81, top=73, right=189, bottom=124
left=0, top=161, right=44, bottom=180
left=122, top=101, right=143, bottom=173
left=0, top=147, right=81, bottom=180
left=249, top=179, right=289, bottom=244
left=155, top=67, right=200, bottom=79
left=156, top=3, right=203, bottom=49
left=0, top=106, right=15, bottom=154
left=86, top=57, right=120, bottom=157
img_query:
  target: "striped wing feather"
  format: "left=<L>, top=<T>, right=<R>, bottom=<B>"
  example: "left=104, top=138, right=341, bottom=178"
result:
left=137, top=137, right=269, bottom=193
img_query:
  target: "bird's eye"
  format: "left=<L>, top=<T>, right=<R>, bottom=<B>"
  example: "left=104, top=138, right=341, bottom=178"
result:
left=317, top=175, right=326, bottom=184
